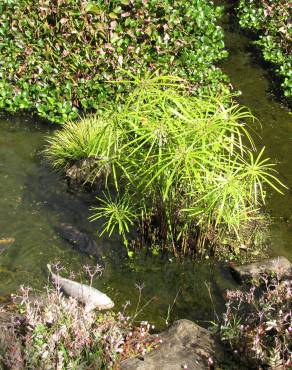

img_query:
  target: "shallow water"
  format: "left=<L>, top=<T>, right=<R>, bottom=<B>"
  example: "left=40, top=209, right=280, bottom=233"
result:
left=220, top=18, right=292, bottom=261
left=0, top=13, right=291, bottom=329
left=0, top=116, right=237, bottom=329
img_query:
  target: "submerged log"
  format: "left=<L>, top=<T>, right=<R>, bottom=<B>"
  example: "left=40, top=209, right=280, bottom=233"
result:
left=229, top=256, right=292, bottom=283
left=56, top=223, right=104, bottom=265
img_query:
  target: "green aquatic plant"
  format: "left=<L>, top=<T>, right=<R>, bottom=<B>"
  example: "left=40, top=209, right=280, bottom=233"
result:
left=90, top=192, right=137, bottom=250
left=45, top=74, right=285, bottom=256
left=238, top=0, right=292, bottom=98
left=0, top=0, right=229, bottom=123
left=45, top=113, right=118, bottom=168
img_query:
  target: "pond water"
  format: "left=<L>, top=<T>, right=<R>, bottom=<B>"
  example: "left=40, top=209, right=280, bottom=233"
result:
left=220, top=12, right=292, bottom=261
left=0, top=116, right=237, bottom=329
left=0, top=15, right=291, bottom=329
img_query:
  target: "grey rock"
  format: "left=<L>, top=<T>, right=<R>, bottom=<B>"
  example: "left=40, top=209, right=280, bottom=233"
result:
left=65, top=157, right=108, bottom=187
left=65, top=158, right=96, bottom=184
left=121, top=319, right=224, bottom=370
left=229, top=256, right=292, bottom=283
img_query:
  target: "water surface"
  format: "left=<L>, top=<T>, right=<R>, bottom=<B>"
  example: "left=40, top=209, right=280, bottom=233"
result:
left=0, top=116, right=235, bottom=329
left=0, top=15, right=291, bottom=328
left=220, top=20, right=292, bottom=260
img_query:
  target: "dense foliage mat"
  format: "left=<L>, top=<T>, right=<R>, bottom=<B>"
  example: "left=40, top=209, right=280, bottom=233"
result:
left=238, top=0, right=292, bottom=98
left=45, top=74, right=285, bottom=257
left=0, top=0, right=228, bottom=123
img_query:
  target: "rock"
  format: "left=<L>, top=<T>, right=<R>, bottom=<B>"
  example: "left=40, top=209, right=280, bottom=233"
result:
left=121, top=319, right=224, bottom=370
left=56, top=223, right=104, bottom=265
left=229, top=256, right=292, bottom=283
left=65, top=157, right=108, bottom=187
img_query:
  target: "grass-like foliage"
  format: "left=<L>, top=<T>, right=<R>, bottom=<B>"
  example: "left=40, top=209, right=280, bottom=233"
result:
left=0, top=0, right=228, bottom=123
left=214, top=277, right=292, bottom=368
left=45, top=74, right=285, bottom=256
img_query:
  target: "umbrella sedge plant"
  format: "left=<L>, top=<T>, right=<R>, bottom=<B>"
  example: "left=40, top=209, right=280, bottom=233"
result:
left=45, top=73, right=286, bottom=257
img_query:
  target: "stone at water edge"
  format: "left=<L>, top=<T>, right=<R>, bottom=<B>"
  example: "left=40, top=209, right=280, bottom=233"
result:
left=229, top=256, right=292, bottom=283
left=65, top=157, right=108, bottom=188
left=120, top=319, right=224, bottom=370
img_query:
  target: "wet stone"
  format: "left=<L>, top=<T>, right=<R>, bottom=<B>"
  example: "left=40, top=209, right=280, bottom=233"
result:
left=229, top=256, right=292, bottom=283
left=120, top=319, right=224, bottom=370
left=65, top=157, right=108, bottom=189
left=65, top=158, right=97, bottom=184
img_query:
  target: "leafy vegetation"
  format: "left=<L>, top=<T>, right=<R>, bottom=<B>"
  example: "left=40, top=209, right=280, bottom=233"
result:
left=215, top=276, right=292, bottom=368
left=238, top=0, right=292, bottom=98
left=45, top=74, right=285, bottom=257
left=0, top=0, right=229, bottom=123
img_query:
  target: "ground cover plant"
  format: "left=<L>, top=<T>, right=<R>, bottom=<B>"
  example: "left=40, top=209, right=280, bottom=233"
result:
left=0, top=0, right=229, bottom=123
left=238, top=0, right=292, bottom=98
left=45, top=74, right=285, bottom=257
left=0, top=270, right=159, bottom=369
left=215, top=276, right=292, bottom=368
